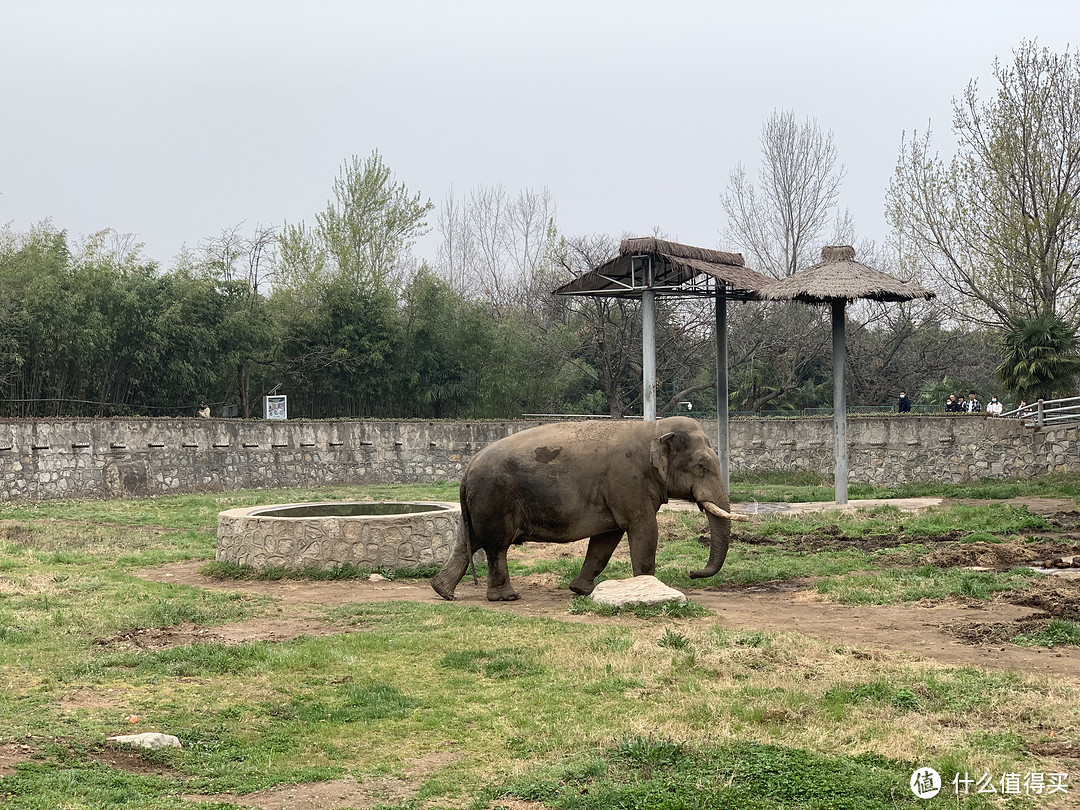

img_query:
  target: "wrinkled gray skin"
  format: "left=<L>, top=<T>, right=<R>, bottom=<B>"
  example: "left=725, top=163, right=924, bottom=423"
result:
left=431, top=416, right=732, bottom=602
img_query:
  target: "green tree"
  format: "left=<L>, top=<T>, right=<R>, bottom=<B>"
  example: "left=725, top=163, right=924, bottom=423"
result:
left=395, top=270, right=562, bottom=418
left=278, top=279, right=400, bottom=418
left=888, top=41, right=1080, bottom=327
left=275, top=220, right=328, bottom=310
left=997, top=312, right=1080, bottom=402
left=315, top=150, right=433, bottom=292
left=397, top=271, right=471, bottom=418
left=144, top=271, right=233, bottom=414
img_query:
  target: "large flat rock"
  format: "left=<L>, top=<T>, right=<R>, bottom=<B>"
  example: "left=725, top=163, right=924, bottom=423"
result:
left=590, top=575, right=687, bottom=608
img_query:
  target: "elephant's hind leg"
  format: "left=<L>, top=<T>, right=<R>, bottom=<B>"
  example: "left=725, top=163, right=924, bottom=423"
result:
left=485, top=546, right=519, bottom=601
left=570, top=529, right=623, bottom=595
left=431, top=528, right=473, bottom=601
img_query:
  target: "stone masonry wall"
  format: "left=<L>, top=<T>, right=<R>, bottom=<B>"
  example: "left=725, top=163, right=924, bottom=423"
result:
left=0, top=419, right=542, bottom=502
left=0, top=415, right=1074, bottom=502
left=726, top=415, right=1076, bottom=485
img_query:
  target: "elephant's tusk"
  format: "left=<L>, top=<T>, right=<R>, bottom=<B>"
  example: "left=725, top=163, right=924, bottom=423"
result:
left=699, top=501, right=751, bottom=522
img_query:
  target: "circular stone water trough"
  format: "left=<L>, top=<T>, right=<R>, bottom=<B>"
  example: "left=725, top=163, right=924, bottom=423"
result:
left=216, top=501, right=461, bottom=571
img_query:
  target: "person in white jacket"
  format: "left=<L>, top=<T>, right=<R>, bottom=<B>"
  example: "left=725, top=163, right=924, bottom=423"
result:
left=986, top=396, right=1003, bottom=415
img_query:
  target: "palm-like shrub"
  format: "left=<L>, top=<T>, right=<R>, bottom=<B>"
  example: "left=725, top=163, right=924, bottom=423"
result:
left=997, top=313, right=1080, bottom=402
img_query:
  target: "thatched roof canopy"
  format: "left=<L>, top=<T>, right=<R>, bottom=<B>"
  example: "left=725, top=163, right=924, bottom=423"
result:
left=554, top=237, right=771, bottom=299
left=757, top=245, right=936, bottom=304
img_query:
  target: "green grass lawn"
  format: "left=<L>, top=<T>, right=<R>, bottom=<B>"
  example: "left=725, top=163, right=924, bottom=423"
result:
left=0, top=476, right=1077, bottom=808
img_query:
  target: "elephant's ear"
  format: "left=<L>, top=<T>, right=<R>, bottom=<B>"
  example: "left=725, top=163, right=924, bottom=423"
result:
left=651, top=430, right=686, bottom=484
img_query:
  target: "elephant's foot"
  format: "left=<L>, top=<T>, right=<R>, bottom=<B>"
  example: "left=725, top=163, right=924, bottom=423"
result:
left=430, top=570, right=460, bottom=601
left=486, top=585, right=520, bottom=602
left=568, top=576, right=596, bottom=596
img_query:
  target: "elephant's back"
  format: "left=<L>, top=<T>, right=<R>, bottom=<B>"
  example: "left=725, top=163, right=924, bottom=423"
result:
left=471, top=420, right=648, bottom=468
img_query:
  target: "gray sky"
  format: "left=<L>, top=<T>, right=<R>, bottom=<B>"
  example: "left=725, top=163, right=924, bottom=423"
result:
left=2, top=0, right=1075, bottom=268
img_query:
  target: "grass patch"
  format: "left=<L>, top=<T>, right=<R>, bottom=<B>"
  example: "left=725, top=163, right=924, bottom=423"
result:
left=271, top=680, right=421, bottom=722
left=820, top=669, right=1023, bottom=717
left=0, top=482, right=460, bottom=530
left=568, top=596, right=710, bottom=619
left=872, top=472, right=1080, bottom=501
left=1012, top=618, right=1080, bottom=647
left=814, top=566, right=1037, bottom=605
left=730, top=469, right=1080, bottom=503
left=498, top=737, right=1000, bottom=809
left=89, top=640, right=279, bottom=677
left=734, top=502, right=1048, bottom=542
left=440, top=647, right=546, bottom=679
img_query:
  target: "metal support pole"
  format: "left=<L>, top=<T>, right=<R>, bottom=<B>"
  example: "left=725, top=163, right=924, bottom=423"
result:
left=642, top=289, right=656, bottom=421
left=832, top=300, right=848, bottom=504
left=715, top=289, right=729, bottom=490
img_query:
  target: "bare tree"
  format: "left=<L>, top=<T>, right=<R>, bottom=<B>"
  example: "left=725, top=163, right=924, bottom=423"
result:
left=197, top=224, right=247, bottom=283
left=721, top=110, right=848, bottom=278
left=436, top=184, right=556, bottom=314
left=71, top=228, right=148, bottom=275
left=436, top=187, right=468, bottom=296
left=197, top=223, right=277, bottom=296
left=550, top=233, right=636, bottom=417
left=244, top=225, right=277, bottom=297
left=719, top=110, right=852, bottom=411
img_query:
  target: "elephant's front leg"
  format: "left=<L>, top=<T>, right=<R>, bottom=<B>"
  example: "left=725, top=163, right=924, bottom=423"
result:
left=484, top=546, right=519, bottom=601
left=570, top=529, right=623, bottom=595
left=625, top=512, right=659, bottom=577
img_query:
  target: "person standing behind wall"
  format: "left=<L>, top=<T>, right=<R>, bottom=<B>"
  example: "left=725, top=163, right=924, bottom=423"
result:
left=964, top=391, right=982, bottom=413
left=986, top=396, right=1003, bottom=415
left=196, top=402, right=210, bottom=418
left=898, top=391, right=911, bottom=412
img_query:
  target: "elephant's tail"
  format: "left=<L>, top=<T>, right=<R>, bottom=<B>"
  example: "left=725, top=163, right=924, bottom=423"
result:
left=461, top=491, right=479, bottom=585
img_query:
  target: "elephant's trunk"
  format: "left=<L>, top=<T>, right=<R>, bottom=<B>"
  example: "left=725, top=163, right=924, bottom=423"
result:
left=688, top=502, right=731, bottom=579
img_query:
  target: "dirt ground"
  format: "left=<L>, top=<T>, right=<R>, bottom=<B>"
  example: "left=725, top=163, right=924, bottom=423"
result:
left=122, top=495, right=1080, bottom=678
left=133, top=558, right=1080, bottom=679
left=14, top=496, right=1080, bottom=809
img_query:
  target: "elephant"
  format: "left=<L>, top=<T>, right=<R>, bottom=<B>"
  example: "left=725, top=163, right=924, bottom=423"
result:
left=430, top=416, right=743, bottom=602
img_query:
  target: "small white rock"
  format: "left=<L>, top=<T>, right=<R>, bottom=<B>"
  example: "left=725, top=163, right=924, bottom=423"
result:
left=590, top=575, right=687, bottom=608
left=368, top=573, right=387, bottom=582
left=107, top=733, right=182, bottom=749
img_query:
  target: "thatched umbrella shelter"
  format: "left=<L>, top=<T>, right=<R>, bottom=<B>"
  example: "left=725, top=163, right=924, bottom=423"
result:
left=555, top=237, right=771, bottom=486
left=758, top=245, right=935, bottom=503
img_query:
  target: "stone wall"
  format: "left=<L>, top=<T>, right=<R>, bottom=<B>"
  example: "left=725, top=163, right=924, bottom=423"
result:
left=726, top=415, right=1075, bottom=485
left=0, top=415, right=1075, bottom=502
left=0, top=419, right=541, bottom=502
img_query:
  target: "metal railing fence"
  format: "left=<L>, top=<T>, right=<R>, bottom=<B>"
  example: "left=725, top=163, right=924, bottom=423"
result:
left=1000, top=396, right=1080, bottom=427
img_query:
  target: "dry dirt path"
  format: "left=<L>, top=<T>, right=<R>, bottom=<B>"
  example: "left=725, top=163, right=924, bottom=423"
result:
left=127, top=495, right=1080, bottom=676
left=137, top=559, right=1080, bottom=678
